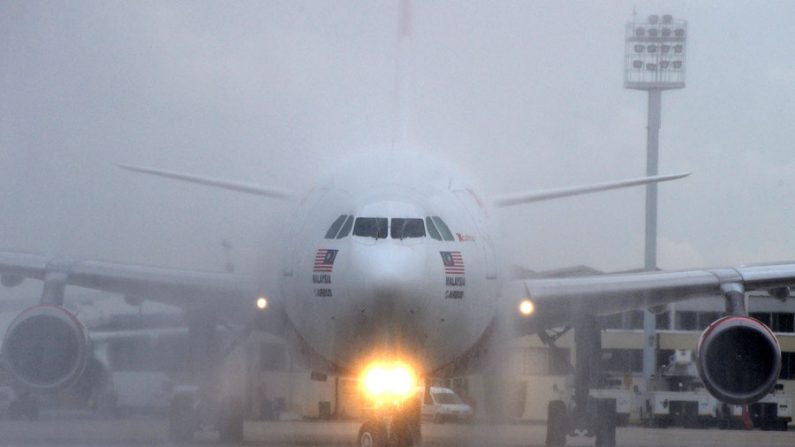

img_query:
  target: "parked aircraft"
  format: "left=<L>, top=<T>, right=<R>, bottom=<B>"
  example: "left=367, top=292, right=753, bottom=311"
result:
left=0, top=151, right=791, bottom=447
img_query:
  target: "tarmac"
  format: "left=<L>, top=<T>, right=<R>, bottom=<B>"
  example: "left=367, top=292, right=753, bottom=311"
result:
left=0, top=414, right=793, bottom=447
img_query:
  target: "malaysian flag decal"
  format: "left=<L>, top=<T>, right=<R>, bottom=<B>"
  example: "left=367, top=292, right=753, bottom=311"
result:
left=314, top=249, right=338, bottom=272
left=440, top=251, right=465, bottom=275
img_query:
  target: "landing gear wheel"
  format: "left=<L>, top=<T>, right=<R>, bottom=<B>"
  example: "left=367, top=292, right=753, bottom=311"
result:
left=594, top=399, right=617, bottom=447
left=393, top=412, right=421, bottom=447
left=168, top=393, right=197, bottom=442
left=358, top=421, right=386, bottom=447
left=218, top=396, right=245, bottom=443
left=545, top=400, right=568, bottom=446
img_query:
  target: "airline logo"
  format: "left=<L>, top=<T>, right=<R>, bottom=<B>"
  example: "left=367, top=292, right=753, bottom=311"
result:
left=456, top=233, right=475, bottom=242
left=440, top=251, right=465, bottom=275
left=314, top=249, right=338, bottom=272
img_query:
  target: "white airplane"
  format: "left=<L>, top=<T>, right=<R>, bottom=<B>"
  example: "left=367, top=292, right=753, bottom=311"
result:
left=0, top=150, right=792, bottom=447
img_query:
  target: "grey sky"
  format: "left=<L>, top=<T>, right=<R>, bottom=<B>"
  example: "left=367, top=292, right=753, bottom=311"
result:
left=2, top=1, right=795, bottom=297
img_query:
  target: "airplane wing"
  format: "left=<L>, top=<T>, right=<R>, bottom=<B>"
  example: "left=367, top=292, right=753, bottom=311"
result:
left=116, top=164, right=292, bottom=199
left=492, top=172, right=689, bottom=208
left=0, top=251, right=267, bottom=313
left=513, top=263, right=795, bottom=331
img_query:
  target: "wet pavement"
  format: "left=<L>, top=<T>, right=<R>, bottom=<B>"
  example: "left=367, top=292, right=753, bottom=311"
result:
left=0, top=414, right=793, bottom=447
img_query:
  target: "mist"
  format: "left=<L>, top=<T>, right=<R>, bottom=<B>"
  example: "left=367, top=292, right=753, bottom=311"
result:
left=3, top=3, right=795, bottom=446
left=3, top=1, right=795, bottom=287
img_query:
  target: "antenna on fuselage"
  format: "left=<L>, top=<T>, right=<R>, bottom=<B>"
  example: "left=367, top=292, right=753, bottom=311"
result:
left=392, top=0, right=414, bottom=150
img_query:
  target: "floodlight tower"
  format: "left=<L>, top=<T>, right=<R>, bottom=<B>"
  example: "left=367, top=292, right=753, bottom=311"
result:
left=624, top=14, right=687, bottom=383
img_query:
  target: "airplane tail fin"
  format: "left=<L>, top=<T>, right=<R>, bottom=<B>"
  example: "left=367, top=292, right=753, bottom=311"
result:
left=116, top=164, right=292, bottom=200
left=392, top=0, right=414, bottom=150
left=492, top=172, right=689, bottom=208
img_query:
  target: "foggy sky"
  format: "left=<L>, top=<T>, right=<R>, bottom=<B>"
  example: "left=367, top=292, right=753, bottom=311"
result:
left=2, top=1, right=795, bottom=300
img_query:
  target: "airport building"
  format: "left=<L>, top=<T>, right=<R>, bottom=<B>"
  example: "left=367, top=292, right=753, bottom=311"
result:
left=509, top=292, right=795, bottom=424
left=233, top=290, right=795, bottom=427
left=3, top=289, right=795, bottom=428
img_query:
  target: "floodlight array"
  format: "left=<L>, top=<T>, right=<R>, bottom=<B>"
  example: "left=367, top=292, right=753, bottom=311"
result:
left=624, top=14, right=687, bottom=90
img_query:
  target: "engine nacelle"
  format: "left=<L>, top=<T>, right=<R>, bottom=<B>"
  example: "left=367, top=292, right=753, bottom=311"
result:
left=1, top=305, right=90, bottom=392
left=697, top=315, right=781, bottom=405
left=0, top=274, right=24, bottom=288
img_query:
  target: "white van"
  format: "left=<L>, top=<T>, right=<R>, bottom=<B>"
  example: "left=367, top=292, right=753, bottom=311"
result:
left=421, top=387, right=474, bottom=423
left=100, top=371, right=176, bottom=415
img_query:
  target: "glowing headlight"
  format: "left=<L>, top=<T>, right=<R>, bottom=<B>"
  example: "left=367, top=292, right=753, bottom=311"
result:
left=256, top=297, right=268, bottom=310
left=519, top=299, right=535, bottom=316
left=361, top=362, right=416, bottom=402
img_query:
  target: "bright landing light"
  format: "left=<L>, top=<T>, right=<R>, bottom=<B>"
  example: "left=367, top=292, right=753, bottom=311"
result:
left=519, top=299, right=535, bottom=316
left=256, top=297, right=268, bottom=310
left=361, top=362, right=417, bottom=403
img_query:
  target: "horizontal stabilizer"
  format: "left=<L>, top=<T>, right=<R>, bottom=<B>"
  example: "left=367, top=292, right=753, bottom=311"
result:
left=117, top=163, right=292, bottom=199
left=493, top=172, right=689, bottom=208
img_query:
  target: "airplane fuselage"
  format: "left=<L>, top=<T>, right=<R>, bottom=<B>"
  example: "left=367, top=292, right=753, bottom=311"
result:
left=280, top=152, right=500, bottom=374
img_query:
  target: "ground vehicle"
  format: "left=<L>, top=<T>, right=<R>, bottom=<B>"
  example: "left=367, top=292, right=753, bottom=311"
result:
left=717, top=384, right=792, bottom=431
left=641, top=350, right=717, bottom=428
left=421, top=387, right=474, bottom=423
left=589, top=381, right=633, bottom=426
left=642, top=389, right=716, bottom=427
left=103, top=372, right=176, bottom=415
left=748, top=386, right=792, bottom=431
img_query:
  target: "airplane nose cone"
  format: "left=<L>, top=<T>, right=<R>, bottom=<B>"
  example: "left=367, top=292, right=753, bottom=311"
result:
left=348, top=243, right=429, bottom=319
left=371, top=269, right=402, bottom=299
left=365, top=259, right=412, bottom=301
left=322, top=241, right=434, bottom=370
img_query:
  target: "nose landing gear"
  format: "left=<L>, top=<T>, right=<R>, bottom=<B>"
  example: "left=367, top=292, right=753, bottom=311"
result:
left=357, top=396, right=422, bottom=447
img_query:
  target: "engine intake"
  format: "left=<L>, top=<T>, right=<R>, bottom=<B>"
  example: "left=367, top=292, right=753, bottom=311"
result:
left=1, top=305, right=90, bottom=391
left=697, top=315, right=781, bottom=405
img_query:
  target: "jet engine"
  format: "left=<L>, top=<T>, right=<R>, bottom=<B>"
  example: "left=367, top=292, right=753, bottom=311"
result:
left=1, top=305, right=90, bottom=392
left=697, top=315, right=781, bottom=405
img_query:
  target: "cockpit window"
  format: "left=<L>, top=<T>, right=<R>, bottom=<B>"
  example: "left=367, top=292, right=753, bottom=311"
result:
left=431, top=216, right=455, bottom=241
left=391, top=218, right=425, bottom=239
left=425, top=217, right=442, bottom=241
left=336, top=215, right=354, bottom=239
left=353, top=217, right=388, bottom=239
left=324, top=215, right=347, bottom=239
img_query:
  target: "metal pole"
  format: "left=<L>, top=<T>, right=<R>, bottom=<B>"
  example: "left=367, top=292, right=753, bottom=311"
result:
left=642, top=88, right=662, bottom=383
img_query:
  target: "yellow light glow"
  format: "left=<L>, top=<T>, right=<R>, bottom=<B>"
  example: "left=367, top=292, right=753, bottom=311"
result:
left=256, top=297, right=268, bottom=310
left=519, top=299, right=535, bottom=316
left=361, top=362, right=416, bottom=402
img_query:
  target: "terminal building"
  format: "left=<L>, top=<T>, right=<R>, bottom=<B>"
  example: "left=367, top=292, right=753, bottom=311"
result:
left=508, top=292, right=795, bottom=423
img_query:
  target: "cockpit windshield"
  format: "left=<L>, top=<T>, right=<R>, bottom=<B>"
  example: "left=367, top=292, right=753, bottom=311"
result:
left=425, top=217, right=442, bottom=240
left=336, top=215, right=354, bottom=239
left=431, top=216, right=455, bottom=241
left=325, top=214, right=355, bottom=239
left=353, top=217, right=389, bottom=239
left=324, top=215, right=347, bottom=239
left=348, top=216, right=453, bottom=240
left=390, top=218, right=425, bottom=239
